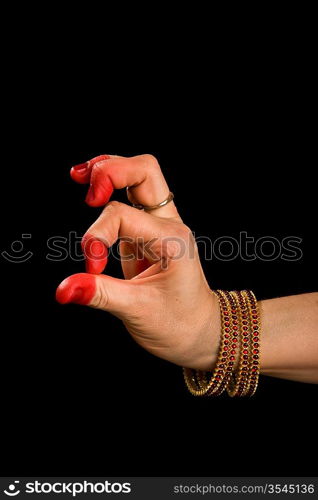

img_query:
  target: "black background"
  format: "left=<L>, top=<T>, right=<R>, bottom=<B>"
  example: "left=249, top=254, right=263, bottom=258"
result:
left=1, top=18, right=317, bottom=478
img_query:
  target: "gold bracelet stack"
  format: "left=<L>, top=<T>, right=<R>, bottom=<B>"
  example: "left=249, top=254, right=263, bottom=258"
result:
left=183, top=289, right=261, bottom=398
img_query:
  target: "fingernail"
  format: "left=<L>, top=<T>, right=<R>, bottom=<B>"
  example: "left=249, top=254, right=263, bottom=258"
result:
left=73, top=161, right=89, bottom=172
left=85, top=184, right=95, bottom=204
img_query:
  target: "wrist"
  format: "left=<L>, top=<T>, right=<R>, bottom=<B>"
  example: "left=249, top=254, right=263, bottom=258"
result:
left=183, top=289, right=221, bottom=371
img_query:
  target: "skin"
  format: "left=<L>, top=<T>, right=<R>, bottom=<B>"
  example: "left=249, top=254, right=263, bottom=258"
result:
left=56, top=154, right=318, bottom=384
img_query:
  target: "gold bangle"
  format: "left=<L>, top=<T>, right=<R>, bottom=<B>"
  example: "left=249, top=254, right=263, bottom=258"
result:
left=209, top=290, right=240, bottom=396
left=241, top=290, right=261, bottom=397
left=183, top=289, right=261, bottom=398
left=226, top=291, right=251, bottom=397
left=183, top=289, right=237, bottom=396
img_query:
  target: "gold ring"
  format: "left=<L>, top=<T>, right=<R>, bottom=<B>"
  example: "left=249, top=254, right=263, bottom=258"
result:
left=131, top=191, right=174, bottom=211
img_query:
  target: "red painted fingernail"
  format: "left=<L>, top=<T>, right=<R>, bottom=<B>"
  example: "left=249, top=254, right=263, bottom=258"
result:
left=73, top=161, right=89, bottom=172
left=85, top=184, right=95, bottom=204
left=56, top=274, right=96, bottom=305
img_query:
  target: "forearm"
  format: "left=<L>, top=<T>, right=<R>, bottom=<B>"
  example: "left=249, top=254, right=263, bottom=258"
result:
left=260, top=292, right=318, bottom=383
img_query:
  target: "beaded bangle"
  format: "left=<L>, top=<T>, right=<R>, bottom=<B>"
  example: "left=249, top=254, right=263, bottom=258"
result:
left=183, top=289, right=261, bottom=398
left=227, top=291, right=251, bottom=397
left=241, top=290, right=261, bottom=397
left=183, top=290, right=236, bottom=396
left=211, top=290, right=239, bottom=396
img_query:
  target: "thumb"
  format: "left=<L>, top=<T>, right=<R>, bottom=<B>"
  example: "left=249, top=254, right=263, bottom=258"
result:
left=56, top=273, right=139, bottom=317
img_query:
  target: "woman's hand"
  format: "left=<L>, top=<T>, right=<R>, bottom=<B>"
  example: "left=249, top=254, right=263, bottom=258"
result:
left=56, top=154, right=220, bottom=370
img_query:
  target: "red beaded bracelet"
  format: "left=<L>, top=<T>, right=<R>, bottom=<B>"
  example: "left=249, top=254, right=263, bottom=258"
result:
left=241, top=290, right=261, bottom=397
left=183, top=290, right=236, bottom=396
left=183, top=289, right=261, bottom=398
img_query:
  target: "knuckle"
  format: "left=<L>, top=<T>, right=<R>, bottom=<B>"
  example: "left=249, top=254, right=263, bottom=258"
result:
left=107, top=200, right=121, bottom=209
left=103, top=200, right=122, bottom=214
left=91, top=281, right=109, bottom=310
left=176, top=223, right=193, bottom=240
left=141, top=153, right=160, bottom=170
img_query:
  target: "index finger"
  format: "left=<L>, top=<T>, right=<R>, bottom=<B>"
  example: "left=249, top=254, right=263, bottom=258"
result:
left=71, top=154, right=180, bottom=219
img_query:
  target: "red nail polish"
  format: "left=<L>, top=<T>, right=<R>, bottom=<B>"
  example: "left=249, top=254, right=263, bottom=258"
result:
left=73, top=161, right=89, bottom=172
left=70, top=162, right=92, bottom=184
